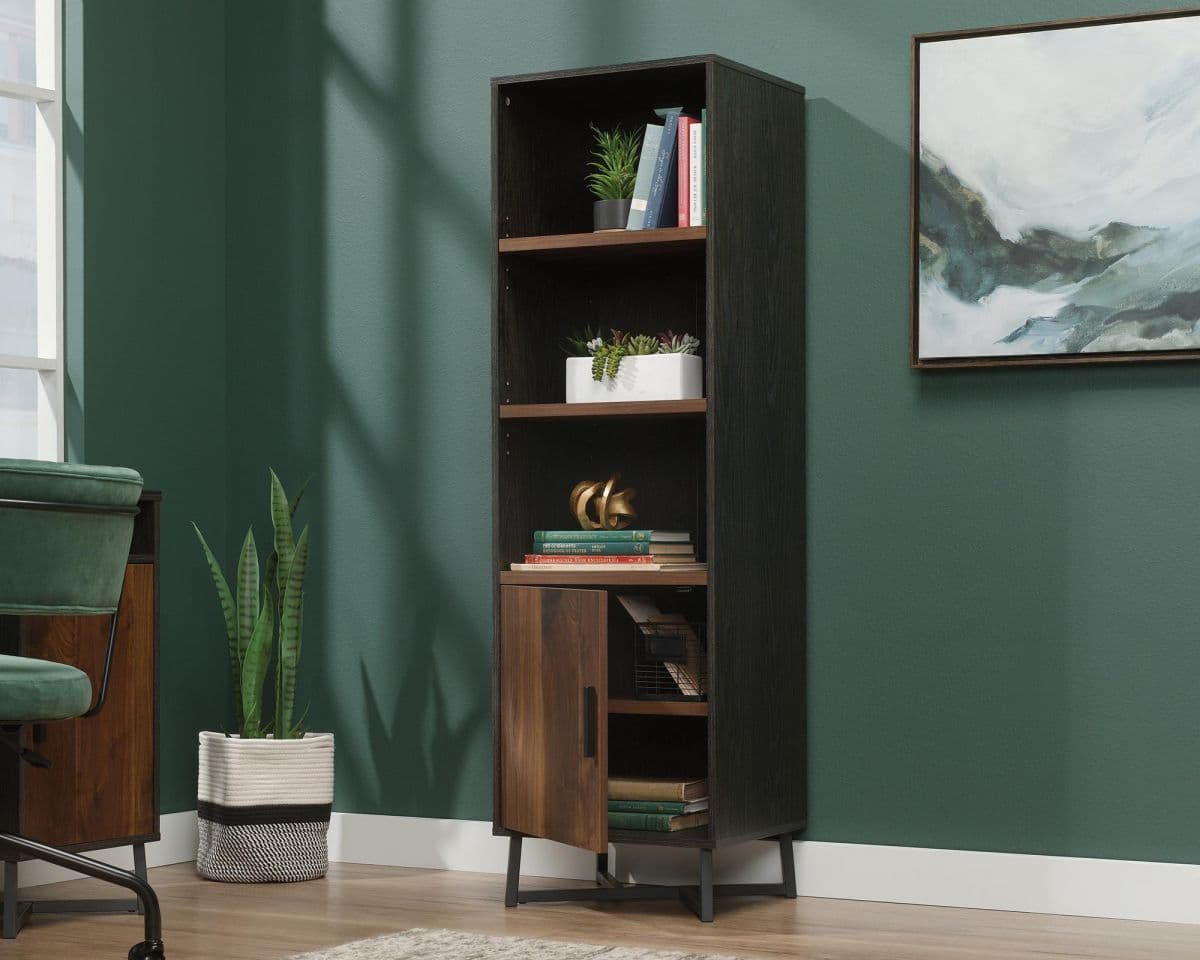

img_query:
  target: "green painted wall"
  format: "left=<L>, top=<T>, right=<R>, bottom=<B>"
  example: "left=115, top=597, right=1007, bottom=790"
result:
left=66, top=0, right=228, bottom=813
left=76, top=0, right=1200, bottom=863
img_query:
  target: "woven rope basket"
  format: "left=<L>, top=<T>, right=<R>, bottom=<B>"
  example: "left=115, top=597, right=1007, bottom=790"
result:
left=197, top=731, right=334, bottom=883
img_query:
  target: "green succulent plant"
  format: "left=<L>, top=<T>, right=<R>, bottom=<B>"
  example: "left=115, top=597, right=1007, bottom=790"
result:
left=627, top=334, right=659, bottom=356
left=657, top=330, right=701, bottom=355
left=192, top=470, right=313, bottom=739
left=582, top=329, right=703, bottom=381
left=585, top=124, right=641, bottom=201
left=590, top=329, right=626, bottom=381
left=562, top=324, right=603, bottom=357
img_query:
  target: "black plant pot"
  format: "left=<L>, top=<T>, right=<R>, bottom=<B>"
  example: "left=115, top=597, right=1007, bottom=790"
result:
left=593, top=198, right=632, bottom=232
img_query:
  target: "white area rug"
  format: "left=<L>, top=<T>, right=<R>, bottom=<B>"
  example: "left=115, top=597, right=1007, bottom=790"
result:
left=289, top=928, right=738, bottom=959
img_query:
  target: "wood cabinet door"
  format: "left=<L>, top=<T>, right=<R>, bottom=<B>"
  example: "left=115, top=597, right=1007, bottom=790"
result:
left=499, top=585, right=607, bottom=853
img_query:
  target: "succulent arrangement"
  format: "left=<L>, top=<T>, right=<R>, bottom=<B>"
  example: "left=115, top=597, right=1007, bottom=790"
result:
left=565, top=327, right=702, bottom=381
left=658, top=330, right=702, bottom=354
left=192, top=470, right=312, bottom=739
left=585, top=124, right=641, bottom=201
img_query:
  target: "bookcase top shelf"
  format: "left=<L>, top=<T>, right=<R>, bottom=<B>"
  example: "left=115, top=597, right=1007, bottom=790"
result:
left=499, top=569, right=708, bottom=587
left=498, top=226, right=705, bottom=260
left=499, top=400, right=706, bottom=421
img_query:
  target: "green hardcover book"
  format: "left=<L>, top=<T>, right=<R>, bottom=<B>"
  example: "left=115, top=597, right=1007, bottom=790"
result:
left=607, top=811, right=710, bottom=832
left=607, top=799, right=708, bottom=815
left=535, top=541, right=652, bottom=555
left=535, top=530, right=654, bottom=542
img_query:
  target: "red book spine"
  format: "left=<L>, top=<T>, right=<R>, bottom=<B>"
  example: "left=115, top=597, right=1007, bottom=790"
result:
left=677, top=116, right=693, bottom=227
left=523, top=554, right=656, bottom=564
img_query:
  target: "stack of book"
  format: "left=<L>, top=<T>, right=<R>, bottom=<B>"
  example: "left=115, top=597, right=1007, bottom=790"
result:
left=608, top=777, right=709, bottom=832
left=510, top=529, right=702, bottom=572
left=626, top=108, right=705, bottom=231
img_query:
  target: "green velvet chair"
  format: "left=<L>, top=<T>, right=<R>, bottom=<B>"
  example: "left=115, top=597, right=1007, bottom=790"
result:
left=0, top=458, right=165, bottom=960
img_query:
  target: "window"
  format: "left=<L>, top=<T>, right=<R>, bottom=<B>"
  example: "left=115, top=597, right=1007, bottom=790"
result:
left=0, top=0, right=60, bottom=461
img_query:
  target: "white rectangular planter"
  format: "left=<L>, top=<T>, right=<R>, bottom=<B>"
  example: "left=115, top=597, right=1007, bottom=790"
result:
left=566, top=354, right=703, bottom=403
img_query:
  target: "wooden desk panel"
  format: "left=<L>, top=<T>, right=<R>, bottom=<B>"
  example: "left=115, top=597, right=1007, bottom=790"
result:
left=20, top=562, right=156, bottom=846
left=0, top=491, right=160, bottom=854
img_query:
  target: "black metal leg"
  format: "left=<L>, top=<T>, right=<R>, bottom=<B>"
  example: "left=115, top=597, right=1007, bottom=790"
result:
left=504, top=834, right=522, bottom=908
left=678, top=847, right=715, bottom=922
left=698, top=848, right=714, bottom=921
left=22, top=841, right=146, bottom=920
left=596, top=851, right=619, bottom=888
left=3, top=859, right=13, bottom=938
left=2, top=859, right=30, bottom=939
left=0, top=834, right=164, bottom=958
left=134, top=843, right=148, bottom=915
left=779, top=834, right=796, bottom=898
left=511, top=833, right=798, bottom=921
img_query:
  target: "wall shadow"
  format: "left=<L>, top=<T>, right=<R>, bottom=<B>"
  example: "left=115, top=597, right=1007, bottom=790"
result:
left=806, top=97, right=1072, bottom=858
left=225, top=0, right=493, bottom=823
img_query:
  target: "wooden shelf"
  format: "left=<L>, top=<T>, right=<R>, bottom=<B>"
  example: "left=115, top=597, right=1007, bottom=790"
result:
left=499, top=399, right=706, bottom=420
left=608, top=825, right=712, bottom=848
left=499, top=226, right=705, bottom=259
left=500, top=568, right=707, bottom=587
left=609, top=698, right=708, bottom=717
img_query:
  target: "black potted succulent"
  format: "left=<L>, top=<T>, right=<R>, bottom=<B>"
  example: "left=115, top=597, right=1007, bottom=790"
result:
left=586, top=123, right=641, bottom=231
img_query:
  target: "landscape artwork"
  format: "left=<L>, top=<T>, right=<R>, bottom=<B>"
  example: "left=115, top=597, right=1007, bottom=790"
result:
left=914, top=13, right=1200, bottom=365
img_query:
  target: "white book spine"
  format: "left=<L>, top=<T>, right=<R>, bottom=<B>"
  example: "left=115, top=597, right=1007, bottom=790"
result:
left=689, top=123, right=703, bottom=227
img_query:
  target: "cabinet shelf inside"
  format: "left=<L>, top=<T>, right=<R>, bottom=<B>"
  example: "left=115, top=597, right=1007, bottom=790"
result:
left=607, top=825, right=712, bottom=847
left=499, top=400, right=706, bottom=421
left=609, top=698, right=708, bottom=717
left=499, top=226, right=705, bottom=260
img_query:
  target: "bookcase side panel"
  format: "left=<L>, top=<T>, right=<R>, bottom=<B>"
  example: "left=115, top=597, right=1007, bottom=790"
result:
left=491, top=80, right=505, bottom=834
left=707, top=64, right=807, bottom=845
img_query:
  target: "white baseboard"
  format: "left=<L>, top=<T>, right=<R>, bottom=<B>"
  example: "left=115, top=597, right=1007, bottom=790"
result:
left=8, top=810, right=1200, bottom=926
left=6, top=811, right=198, bottom=890
left=616, top=837, right=1200, bottom=925
left=328, top=812, right=598, bottom=882
left=328, top=813, right=1200, bottom=925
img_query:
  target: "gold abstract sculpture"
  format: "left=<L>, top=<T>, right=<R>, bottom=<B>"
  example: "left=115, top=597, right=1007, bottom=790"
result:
left=570, top=473, right=638, bottom=530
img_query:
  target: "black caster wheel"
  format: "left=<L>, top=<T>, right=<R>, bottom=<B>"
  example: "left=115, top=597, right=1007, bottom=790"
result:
left=128, top=939, right=165, bottom=960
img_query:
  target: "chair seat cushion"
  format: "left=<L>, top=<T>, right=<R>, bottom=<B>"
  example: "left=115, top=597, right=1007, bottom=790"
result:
left=0, top=458, right=142, bottom=508
left=0, top=654, right=93, bottom=723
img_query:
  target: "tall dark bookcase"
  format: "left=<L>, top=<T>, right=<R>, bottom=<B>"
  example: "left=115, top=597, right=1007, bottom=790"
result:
left=491, top=56, right=805, bottom=921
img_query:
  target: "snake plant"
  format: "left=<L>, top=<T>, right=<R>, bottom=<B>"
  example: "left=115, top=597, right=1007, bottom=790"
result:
left=192, top=470, right=312, bottom=739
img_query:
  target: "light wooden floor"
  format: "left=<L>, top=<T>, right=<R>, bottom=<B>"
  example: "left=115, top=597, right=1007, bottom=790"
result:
left=3, top=862, right=1199, bottom=959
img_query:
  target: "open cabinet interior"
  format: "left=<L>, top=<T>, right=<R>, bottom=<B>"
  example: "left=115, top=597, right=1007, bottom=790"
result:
left=497, top=418, right=706, bottom=570
left=498, top=252, right=705, bottom=407
left=606, top=586, right=710, bottom=844
left=495, top=62, right=706, bottom=238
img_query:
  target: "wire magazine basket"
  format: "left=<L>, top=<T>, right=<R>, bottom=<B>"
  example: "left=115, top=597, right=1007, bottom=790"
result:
left=633, top=619, right=708, bottom=701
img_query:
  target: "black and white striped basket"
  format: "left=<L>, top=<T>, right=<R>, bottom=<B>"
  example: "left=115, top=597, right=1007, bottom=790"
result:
left=196, top=731, right=334, bottom=883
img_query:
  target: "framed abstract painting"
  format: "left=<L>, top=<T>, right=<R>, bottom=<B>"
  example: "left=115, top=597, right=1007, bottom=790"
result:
left=912, top=10, right=1200, bottom=368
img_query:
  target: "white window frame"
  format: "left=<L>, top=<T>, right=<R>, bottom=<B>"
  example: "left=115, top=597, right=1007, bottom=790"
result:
left=0, top=0, right=62, bottom=461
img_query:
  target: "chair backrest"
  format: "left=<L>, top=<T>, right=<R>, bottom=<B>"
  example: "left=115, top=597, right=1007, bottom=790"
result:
left=0, top=458, right=143, bottom=616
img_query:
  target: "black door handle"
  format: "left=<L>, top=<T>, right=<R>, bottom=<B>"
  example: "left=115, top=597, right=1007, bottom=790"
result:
left=583, top=686, right=597, bottom=759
